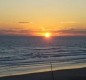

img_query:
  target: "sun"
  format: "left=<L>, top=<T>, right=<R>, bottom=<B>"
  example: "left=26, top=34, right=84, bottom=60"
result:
left=45, top=32, right=51, bottom=38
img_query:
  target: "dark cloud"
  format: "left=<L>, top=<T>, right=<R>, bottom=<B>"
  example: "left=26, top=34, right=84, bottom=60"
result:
left=18, top=22, right=30, bottom=24
left=55, top=29, right=86, bottom=36
left=0, top=29, right=86, bottom=36
left=0, top=29, right=30, bottom=36
left=58, top=29, right=86, bottom=34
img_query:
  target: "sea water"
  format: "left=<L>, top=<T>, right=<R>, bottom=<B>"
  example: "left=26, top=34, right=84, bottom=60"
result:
left=0, top=36, right=86, bottom=77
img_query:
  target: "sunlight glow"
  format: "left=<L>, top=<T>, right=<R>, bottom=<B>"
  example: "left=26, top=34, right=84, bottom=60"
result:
left=45, top=32, right=51, bottom=38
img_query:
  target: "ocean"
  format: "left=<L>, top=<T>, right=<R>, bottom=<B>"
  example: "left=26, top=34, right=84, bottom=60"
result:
left=0, top=36, right=86, bottom=77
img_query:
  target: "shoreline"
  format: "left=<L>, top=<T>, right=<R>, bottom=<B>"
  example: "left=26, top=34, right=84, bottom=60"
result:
left=0, top=67, right=86, bottom=80
left=0, top=63, right=86, bottom=77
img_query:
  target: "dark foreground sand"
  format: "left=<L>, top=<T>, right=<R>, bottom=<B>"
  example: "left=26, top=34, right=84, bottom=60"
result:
left=0, top=67, right=86, bottom=80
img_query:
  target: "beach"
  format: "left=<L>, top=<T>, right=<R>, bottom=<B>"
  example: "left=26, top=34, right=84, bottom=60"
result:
left=0, top=67, right=86, bottom=80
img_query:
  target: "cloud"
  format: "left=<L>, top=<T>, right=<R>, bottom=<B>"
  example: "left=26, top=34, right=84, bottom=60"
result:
left=0, top=29, right=30, bottom=36
left=56, top=29, right=86, bottom=36
left=18, top=21, right=32, bottom=24
left=18, top=22, right=30, bottom=24
left=0, top=28, right=86, bottom=36
left=58, top=21, right=78, bottom=24
left=0, top=29, right=43, bottom=36
left=59, top=29, right=86, bottom=33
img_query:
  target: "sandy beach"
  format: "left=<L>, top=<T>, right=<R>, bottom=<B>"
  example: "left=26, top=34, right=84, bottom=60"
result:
left=0, top=67, right=86, bottom=80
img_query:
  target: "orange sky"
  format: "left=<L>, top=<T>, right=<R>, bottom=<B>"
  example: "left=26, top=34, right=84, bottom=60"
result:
left=0, top=0, right=86, bottom=36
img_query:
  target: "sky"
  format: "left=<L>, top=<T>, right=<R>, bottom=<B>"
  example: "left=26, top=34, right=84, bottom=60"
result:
left=0, top=0, right=86, bottom=36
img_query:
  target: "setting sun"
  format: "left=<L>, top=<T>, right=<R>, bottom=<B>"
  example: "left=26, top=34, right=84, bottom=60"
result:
left=45, top=32, right=51, bottom=38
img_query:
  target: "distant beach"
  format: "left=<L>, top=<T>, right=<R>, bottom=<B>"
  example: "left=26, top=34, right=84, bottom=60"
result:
left=0, top=67, right=86, bottom=80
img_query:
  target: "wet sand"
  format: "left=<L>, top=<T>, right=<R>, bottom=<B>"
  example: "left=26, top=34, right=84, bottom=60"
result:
left=0, top=67, right=86, bottom=80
